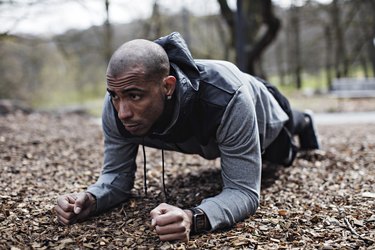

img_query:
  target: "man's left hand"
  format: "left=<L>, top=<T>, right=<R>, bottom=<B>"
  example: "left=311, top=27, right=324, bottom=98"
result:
left=150, top=203, right=192, bottom=242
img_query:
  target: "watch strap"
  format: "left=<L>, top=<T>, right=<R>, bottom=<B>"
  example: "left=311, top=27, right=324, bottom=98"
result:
left=189, top=207, right=211, bottom=234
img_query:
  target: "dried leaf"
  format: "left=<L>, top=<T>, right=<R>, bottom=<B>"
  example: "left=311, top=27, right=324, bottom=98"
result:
left=361, top=192, right=375, bottom=198
left=278, top=209, right=288, bottom=216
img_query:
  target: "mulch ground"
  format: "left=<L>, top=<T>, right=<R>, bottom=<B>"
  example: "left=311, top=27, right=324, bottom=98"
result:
left=0, top=111, right=374, bottom=249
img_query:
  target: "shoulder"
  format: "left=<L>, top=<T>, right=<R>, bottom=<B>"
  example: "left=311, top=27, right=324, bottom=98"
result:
left=195, top=60, right=253, bottom=107
left=196, top=59, right=245, bottom=92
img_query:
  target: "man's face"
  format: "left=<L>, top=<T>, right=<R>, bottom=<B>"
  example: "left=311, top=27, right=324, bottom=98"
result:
left=106, top=66, right=167, bottom=136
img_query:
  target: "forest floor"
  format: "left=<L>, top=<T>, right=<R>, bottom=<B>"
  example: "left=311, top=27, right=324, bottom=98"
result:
left=0, top=99, right=374, bottom=249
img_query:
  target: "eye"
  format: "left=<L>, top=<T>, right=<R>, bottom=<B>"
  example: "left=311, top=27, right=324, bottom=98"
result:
left=129, top=93, right=141, bottom=101
left=108, top=91, right=119, bottom=101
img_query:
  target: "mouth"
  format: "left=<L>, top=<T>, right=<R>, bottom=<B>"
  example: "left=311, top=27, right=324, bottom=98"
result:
left=122, top=123, right=141, bottom=133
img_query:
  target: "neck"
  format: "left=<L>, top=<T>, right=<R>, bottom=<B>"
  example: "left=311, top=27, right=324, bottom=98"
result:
left=150, top=94, right=176, bottom=133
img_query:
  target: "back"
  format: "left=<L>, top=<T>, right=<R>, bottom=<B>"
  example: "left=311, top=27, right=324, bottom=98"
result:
left=196, top=59, right=289, bottom=149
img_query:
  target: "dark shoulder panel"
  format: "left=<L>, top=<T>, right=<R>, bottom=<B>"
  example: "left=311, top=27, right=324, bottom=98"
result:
left=195, top=60, right=243, bottom=107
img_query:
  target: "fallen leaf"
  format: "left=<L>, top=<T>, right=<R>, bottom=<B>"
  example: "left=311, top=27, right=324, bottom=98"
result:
left=361, top=192, right=375, bottom=198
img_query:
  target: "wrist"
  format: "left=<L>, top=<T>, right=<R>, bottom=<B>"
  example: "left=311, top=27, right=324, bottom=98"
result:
left=86, top=192, right=97, bottom=214
left=184, top=209, right=193, bottom=231
left=188, top=207, right=211, bottom=234
left=184, top=209, right=193, bottom=221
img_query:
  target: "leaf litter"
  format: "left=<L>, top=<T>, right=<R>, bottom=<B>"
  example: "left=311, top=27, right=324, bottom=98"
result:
left=0, top=111, right=374, bottom=249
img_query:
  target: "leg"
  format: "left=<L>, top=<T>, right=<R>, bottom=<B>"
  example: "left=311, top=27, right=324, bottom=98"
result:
left=263, top=127, right=297, bottom=167
left=292, top=110, right=320, bottom=150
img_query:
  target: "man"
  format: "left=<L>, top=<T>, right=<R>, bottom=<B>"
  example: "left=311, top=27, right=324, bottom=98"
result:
left=55, top=32, right=319, bottom=242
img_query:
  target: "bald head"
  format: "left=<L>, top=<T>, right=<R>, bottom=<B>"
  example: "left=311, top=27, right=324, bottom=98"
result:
left=107, top=39, right=170, bottom=82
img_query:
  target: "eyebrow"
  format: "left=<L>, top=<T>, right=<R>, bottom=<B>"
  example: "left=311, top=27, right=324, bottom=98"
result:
left=106, top=87, right=145, bottom=95
left=106, top=88, right=115, bottom=94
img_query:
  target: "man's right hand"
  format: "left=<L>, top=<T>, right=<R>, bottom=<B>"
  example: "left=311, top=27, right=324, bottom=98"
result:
left=54, top=192, right=96, bottom=225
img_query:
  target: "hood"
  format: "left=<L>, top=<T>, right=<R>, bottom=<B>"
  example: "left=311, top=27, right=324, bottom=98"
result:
left=150, top=32, right=200, bottom=141
left=154, top=32, right=200, bottom=90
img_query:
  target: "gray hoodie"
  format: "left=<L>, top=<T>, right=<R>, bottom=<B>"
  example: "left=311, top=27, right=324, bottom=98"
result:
left=87, top=32, right=288, bottom=230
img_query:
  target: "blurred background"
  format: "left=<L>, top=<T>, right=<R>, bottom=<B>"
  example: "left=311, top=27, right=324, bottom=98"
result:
left=1, top=0, right=374, bottom=116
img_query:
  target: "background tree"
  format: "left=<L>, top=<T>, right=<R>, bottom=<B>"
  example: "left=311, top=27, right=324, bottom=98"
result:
left=288, top=2, right=302, bottom=89
left=104, top=0, right=112, bottom=63
left=1, top=0, right=374, bottom=109
left=356, top=0, right=375, bottom=77
left=218, top=0, right=281, bottom=77
left=144, top=0, right=163, bottom=40
left=331, top=0, right=348, bottom=78
left=368, top=0, right=375, bottom=76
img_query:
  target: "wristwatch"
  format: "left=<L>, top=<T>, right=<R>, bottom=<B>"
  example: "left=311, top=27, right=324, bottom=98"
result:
left=189, top=207, right=211, bottom=234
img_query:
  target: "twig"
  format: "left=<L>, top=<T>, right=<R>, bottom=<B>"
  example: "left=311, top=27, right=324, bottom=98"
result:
left=344, top=217, right=374, bottom=244
left=344, top=217, right=359, bottom=236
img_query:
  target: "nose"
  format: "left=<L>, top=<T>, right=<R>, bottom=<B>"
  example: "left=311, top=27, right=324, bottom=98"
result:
left=117, top=100, right=133, bottom=121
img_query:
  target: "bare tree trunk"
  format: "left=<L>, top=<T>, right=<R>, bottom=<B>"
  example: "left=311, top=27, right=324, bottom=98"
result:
left=370, top=39, right=375, bottom=77
left=275, top=40, right=285, bottom=86
left=367, top=0, right=375, bottom=76
left=215, top=18, right=231, bottom=61
left=235, top=0, right=246, bottom=71
left=181, top=8, right=191, bottom=48
left=286, top=18, right=292, bottom=87
left=360, top=55, right=369, bottom=78
left=217, top=0, right=235, bottom=48
left=331, top=0, right=349, bottom=78
left=104, top=0, right=112, bottom=64
left=290, top=3, right=302, bottom=89
left=324, top=25, right=333, bottom=89
left=144, top=0, right=162, bottom=39
left=218, top=0, right=280, bottom=76
left=246, top=0, right=280, bottom=77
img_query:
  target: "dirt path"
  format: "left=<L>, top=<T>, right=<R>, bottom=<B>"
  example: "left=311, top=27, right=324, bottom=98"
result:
left=0, top=112, right=374, bottom=249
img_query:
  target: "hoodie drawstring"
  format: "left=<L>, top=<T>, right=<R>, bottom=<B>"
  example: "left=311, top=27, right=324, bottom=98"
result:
left=161, top=149, right=168, bottom=201
left=142, top=142, right=147, bottom=196
left=141, top=141, right=168, bottom=201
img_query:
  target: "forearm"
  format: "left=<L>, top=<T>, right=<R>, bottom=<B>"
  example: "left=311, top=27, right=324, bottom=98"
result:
left=198, top=188, right=259, bottom=230
left=87, top=172, right=134, bottom=213
left=195, top=138, right=261, bottom=231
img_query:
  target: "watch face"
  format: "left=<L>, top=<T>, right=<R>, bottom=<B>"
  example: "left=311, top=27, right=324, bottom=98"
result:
left=194, top=211, right=206, bottom=232
left=195, top=214, right=206, bottom=230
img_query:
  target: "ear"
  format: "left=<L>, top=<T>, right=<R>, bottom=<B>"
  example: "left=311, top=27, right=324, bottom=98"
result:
left=163, top=75, right=176, bottom=97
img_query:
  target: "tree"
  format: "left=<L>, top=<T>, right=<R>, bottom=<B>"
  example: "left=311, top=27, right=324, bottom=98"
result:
left=327, top=0, right=375, bottom=79
left=104, top=0, right=112, bottom=63
left=323, top=24, right=333, bottom=89
left=331, top=0, right=349, bottom=78
left=144, top=0, right=163, bottom=40
left=361, top=0, right=375, bottom=77
left=218, top=0, right=281, bottom=77
left=289, top=2, right=302, bottom=89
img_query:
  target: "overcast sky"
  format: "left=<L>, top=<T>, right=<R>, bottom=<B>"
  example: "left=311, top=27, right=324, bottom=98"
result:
left=0, top=0, right=332, bottom=36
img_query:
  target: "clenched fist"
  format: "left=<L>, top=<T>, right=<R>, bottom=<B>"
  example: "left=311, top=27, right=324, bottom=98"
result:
left=55, top=192, right=96, bottom=225
left=150, top=203, right=193, bottom=242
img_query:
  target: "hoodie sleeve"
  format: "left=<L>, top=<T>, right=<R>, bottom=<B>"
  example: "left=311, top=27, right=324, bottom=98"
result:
left=87, top=94, right=138, bottom=213
left=197, top=85, right=261, bottom=230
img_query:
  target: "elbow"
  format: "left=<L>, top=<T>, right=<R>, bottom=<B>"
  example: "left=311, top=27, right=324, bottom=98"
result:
left=232, top=188, right=260, bottom=223
left=249, top=192, right=260, bottom=215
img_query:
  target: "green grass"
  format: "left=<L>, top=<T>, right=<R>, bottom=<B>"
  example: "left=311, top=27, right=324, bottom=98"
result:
left=31, top=83, right=106, bottom=117
left=268, top=67, right=375, bottom=112
left=269, top=71, right=329, bottom=94
left=30, top=67, right=373, bottom=117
